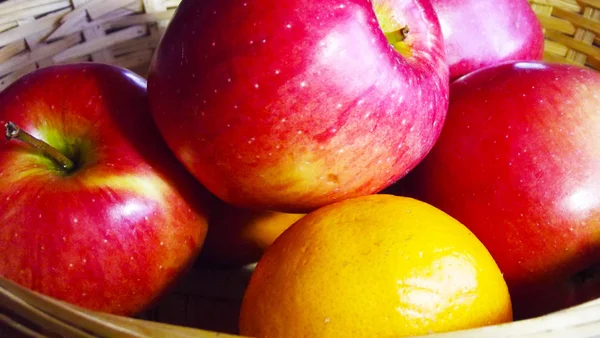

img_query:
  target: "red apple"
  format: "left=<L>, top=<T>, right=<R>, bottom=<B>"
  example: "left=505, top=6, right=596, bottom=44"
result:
left=147, top=0, right=449, bottom=213
left=430, top=0, right=543, bottom=81
left=0, top=63, right=210, bottom=316
left=407, top=61, right=600, bottom=319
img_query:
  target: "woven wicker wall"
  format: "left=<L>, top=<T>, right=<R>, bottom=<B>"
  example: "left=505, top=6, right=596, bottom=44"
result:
left=0, top=0, right=178, bottom=91
left=529, top=0, right=599, bottom=69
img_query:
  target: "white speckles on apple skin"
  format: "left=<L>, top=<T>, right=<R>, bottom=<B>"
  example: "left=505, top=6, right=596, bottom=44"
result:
left=408, top=62, right=600, bottom=318
left=148, top=0, right=448, bottom=211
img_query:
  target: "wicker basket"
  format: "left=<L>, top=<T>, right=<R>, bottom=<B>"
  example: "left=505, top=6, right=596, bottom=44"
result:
left=1, top=0, right=599, bottom=337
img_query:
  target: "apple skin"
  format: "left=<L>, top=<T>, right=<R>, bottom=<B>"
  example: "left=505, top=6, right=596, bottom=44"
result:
left=148, top=0, right=449, bottom=213
left=430, top=0, right=543, bottom=81
left=406, top=61, right=600, bottom=319
left=0, top=63, right=210, bottom=316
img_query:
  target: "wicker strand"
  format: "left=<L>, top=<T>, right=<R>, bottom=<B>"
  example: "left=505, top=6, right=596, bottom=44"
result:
left=530, top=0, right=600, bottom=69
left=0, top=0, right=179, bottom=91
left=0, top=275, right=243, bottom=338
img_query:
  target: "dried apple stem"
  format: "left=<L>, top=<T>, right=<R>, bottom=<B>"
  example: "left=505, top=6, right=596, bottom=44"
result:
left=4, top=121, right=74, bottom=171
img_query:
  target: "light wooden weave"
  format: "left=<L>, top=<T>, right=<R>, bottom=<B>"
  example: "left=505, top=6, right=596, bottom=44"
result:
left=1, top=0, right=600, bottom=337
left=529, top=0, right=600, bottom=69
left=0, top=0, right=179, bottom=91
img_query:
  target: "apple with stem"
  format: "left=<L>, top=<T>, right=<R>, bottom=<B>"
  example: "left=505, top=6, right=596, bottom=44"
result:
left=0, top=63, right=210, bottom=316
left=148, top=0, right=450, bottom=213
left=430, top=0, right=544, bottom=81
left=407, top=61, right=600, bottom=319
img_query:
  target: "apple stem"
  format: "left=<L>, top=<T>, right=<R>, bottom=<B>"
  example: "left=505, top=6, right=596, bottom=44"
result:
left=384, top=25, right=410, bottom=44
left=4, top=121, right=74, bottom=171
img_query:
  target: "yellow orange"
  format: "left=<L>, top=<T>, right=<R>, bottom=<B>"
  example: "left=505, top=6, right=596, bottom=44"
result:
left=196, top=200, right=305, bottom=268
left=239, top=194, right=512, bottom=337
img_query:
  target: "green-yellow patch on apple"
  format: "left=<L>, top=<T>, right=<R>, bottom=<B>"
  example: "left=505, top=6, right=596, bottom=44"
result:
left=81, top=174, right=169, bottom=203
left=147, top=0, right=449, bottom=212
left=256, top=152, right=331, bottom=191
left=0, top=63, right=210, bottom=317
left=373, top=1, right=412, bottom=57
left=9, top=105, right=100, bottom=175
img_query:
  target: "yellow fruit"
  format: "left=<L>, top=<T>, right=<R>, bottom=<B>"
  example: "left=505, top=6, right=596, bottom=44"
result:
left=196, top=200, right=305, bottom=268
left=239, top=194, right=512, bottom=337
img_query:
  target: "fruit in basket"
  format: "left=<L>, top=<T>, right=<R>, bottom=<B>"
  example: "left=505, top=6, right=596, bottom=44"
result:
left=0, top=63, right=210, bottom=316
left=405, top=61, right=600, bottom=319
left=196, top=199, right=305, bottom=268
left=430, top=0, right=543, bottom=81
left=147, top=0, right=450, bottom=213
left=239, top=194, right=513, bottom=337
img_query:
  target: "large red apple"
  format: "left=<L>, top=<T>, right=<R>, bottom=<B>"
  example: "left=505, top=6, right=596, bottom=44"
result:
left=407, top=61, right=600, bottom=319
left=147, top=0, right=449, bottom=213
left=430, top=0, right=543, bottom=81
left=0, top=63, right=210, bottom=316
